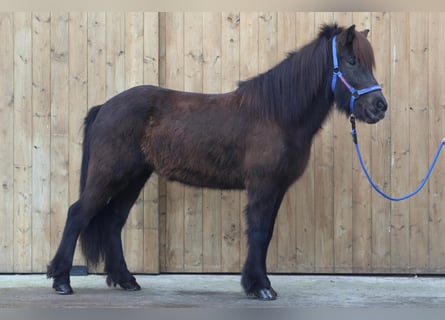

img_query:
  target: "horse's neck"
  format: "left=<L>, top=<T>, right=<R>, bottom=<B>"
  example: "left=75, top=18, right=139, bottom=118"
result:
left=295, top=89, right=334, bottom=139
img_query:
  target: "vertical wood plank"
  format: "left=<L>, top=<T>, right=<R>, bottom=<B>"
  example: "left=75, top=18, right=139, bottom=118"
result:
left=313, top=12, right=334, bottom=273
left=369, top=12, right=391, bottom=273
left=294, top=12, right=316, bottom=273
left=164, top=12, right=185, bottom=272
left=13, top=12, right=33, bottom=273
left=275, top=12, right=296, bottom=272
left=238, top=13, right=256, bottom=271
left=428, top=12, right=445, bottom=273
left=84, top=12, right=106, bottom=272
left=68, top=12, right=88, bottom=203
left=332, top=12, right=353, bottom=273
left=124, top=11, right=145, bottom=273
left=350, top=12, right=373, bottom=273
left=87, top=12, right=106, bottom=107
left=143, top=11, right=160, bottom=274
left=0, top=13, right=14, bottom=272
left=158, top=12, right=168, bottom=272
left=202, top=12, right=222, bottom=272
left=183, top=12, right=204, bottom=272
left=257, top=11, right=279, bottom=272
left=389, top=12, right=410, bottom=272
left=97, top=12, right=125, bottom=272
left=31, top=12, right=51, bottom=271
left=50, top=12, right=70, bottom=269
left=69, top=12, right=88, bottom=267
left=221, top=12, right=241, bottom=272
left=408, top=12, right=429, bottom=272
left=105, top=12, right=125, bottom=99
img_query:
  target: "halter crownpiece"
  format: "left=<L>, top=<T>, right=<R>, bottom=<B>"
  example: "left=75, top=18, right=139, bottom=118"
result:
left=331, top=35, right=382, bottom=114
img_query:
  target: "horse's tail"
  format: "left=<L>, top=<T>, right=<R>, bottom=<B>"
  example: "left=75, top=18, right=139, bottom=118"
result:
left=79, top=105, right=107, bottom=266
left=79, top=105, right=102, bottom=194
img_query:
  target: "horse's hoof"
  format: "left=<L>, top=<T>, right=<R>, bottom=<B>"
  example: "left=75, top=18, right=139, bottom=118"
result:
left=53, top=283, right=74, bottom=295
left=248, top=287, right=277, bottom=301
left=119, top=280, right=141, bottom=291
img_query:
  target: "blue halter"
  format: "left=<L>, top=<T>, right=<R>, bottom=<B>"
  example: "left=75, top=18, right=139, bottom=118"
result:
left=334, top=35, right=445, bottom=202
left=331, top=36, right=382, bottom=114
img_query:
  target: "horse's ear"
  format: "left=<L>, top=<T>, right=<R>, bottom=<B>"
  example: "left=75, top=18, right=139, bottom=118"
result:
left=338, top=24, right=356, bottom=48
left=361, top=29, right=370, bottom=38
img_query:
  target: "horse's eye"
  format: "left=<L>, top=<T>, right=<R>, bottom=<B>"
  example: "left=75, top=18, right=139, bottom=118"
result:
left=347, top=57, right=357, bottom=66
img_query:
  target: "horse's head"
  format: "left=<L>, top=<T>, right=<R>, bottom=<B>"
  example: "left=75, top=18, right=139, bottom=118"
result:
left=332, top=25, right=387, bottom=124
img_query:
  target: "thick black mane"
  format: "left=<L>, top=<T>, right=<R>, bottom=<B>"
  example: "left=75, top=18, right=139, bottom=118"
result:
left=236, top=24, right=342, bottom=126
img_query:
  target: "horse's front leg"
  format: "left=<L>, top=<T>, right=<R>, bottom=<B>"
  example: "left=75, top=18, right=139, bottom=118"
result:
left=241, top=185, right=286, bottom=301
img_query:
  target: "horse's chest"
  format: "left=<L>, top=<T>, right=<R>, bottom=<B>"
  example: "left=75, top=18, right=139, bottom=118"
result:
left=286, top=145, right=311, bottom=180
left=243, top=133, right=311, bottom=186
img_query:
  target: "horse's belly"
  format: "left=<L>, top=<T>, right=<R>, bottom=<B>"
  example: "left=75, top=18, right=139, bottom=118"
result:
left=166, top=168, right=245, bottom=190
left=142, top=135, right=245, bottom=190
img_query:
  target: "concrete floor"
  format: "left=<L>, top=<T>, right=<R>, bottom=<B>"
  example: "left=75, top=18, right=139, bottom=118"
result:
left=1, top=274, right=445, bottom=308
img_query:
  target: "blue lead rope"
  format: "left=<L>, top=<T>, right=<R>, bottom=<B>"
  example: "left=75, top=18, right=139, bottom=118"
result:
left=330, top=34, right=444, bottom=201
left=351, top=115, right=445, bottom=201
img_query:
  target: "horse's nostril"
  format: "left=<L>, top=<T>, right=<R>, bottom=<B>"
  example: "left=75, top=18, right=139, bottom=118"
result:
left=377, top=99, right=387, bottom=112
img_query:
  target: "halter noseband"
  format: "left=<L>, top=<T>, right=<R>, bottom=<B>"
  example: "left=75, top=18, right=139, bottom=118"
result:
left=331, top=35, right=382, bottom=115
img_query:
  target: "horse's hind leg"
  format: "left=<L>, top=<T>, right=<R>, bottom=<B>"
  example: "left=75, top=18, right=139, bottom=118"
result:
left=102, top=172, right=151, bottom=291
left=241, top=185, right=286, bottom=301
left=47, top=192, right=108, bottom=294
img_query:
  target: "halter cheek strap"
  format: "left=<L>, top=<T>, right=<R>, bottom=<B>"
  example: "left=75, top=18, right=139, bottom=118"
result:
left=331, top=36, right=382, bottom=114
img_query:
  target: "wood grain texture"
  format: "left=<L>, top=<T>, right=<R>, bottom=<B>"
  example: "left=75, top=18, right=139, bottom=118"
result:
left=276, top=12, right=297, bottom=273
left=408, top=12, right=429, bottom=272
left=164, top=12, right=185, bottom=272
left=14, top=12, right=33, bottom=272
left=143, top=11, right=160, bottom=274
left=49, top=12, right=70, bottom=272
left=123, top=11, right=145, bottom=273
left=369, top=12, right=391, bottom=273
left=294, top=12, right=316, bottom=273
left=428, top=12, right=445, bottom=273
left=350, top=12, right=373, bottom=273
left=0, top=13, right=14, bottom=272
left=69, top=12, right=88, bottom=267
left=4, top=12, right=445, bottom=275
left=183, top=12, right=204, bottom=272
left=31, top=12, right=51, bottom=271
left=238, top=12, right=258, bottom=272
left=202, top=12, right=223, bottom=273
left=389, top=12, right=411, bottom=273
left=220, top=12, right=242, bottom=273
left=313, top=12, right=335, bottom=273
left=333, top=12, right=353, bottom=273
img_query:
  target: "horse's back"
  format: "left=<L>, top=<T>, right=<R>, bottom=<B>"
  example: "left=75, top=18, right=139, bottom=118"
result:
left=139, top=87, right=248, bottom=189
left=87, top=84, right=307, bottom=191
left=86, top=85, right=245, bottom=189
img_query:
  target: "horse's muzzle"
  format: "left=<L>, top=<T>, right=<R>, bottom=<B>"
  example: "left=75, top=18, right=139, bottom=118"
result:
left=364, top=98, right=387, bottom=123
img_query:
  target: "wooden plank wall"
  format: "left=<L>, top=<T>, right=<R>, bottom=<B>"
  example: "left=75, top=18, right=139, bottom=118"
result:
left=2, top=12, right=445, bottom=274
left=0, top=12, right=159, bottom=273
left=158, top=12, right=445, bottom=274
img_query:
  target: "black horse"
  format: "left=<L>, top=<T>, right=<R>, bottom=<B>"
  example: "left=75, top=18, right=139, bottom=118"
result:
left=47, top=24, right=387, bottom=300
